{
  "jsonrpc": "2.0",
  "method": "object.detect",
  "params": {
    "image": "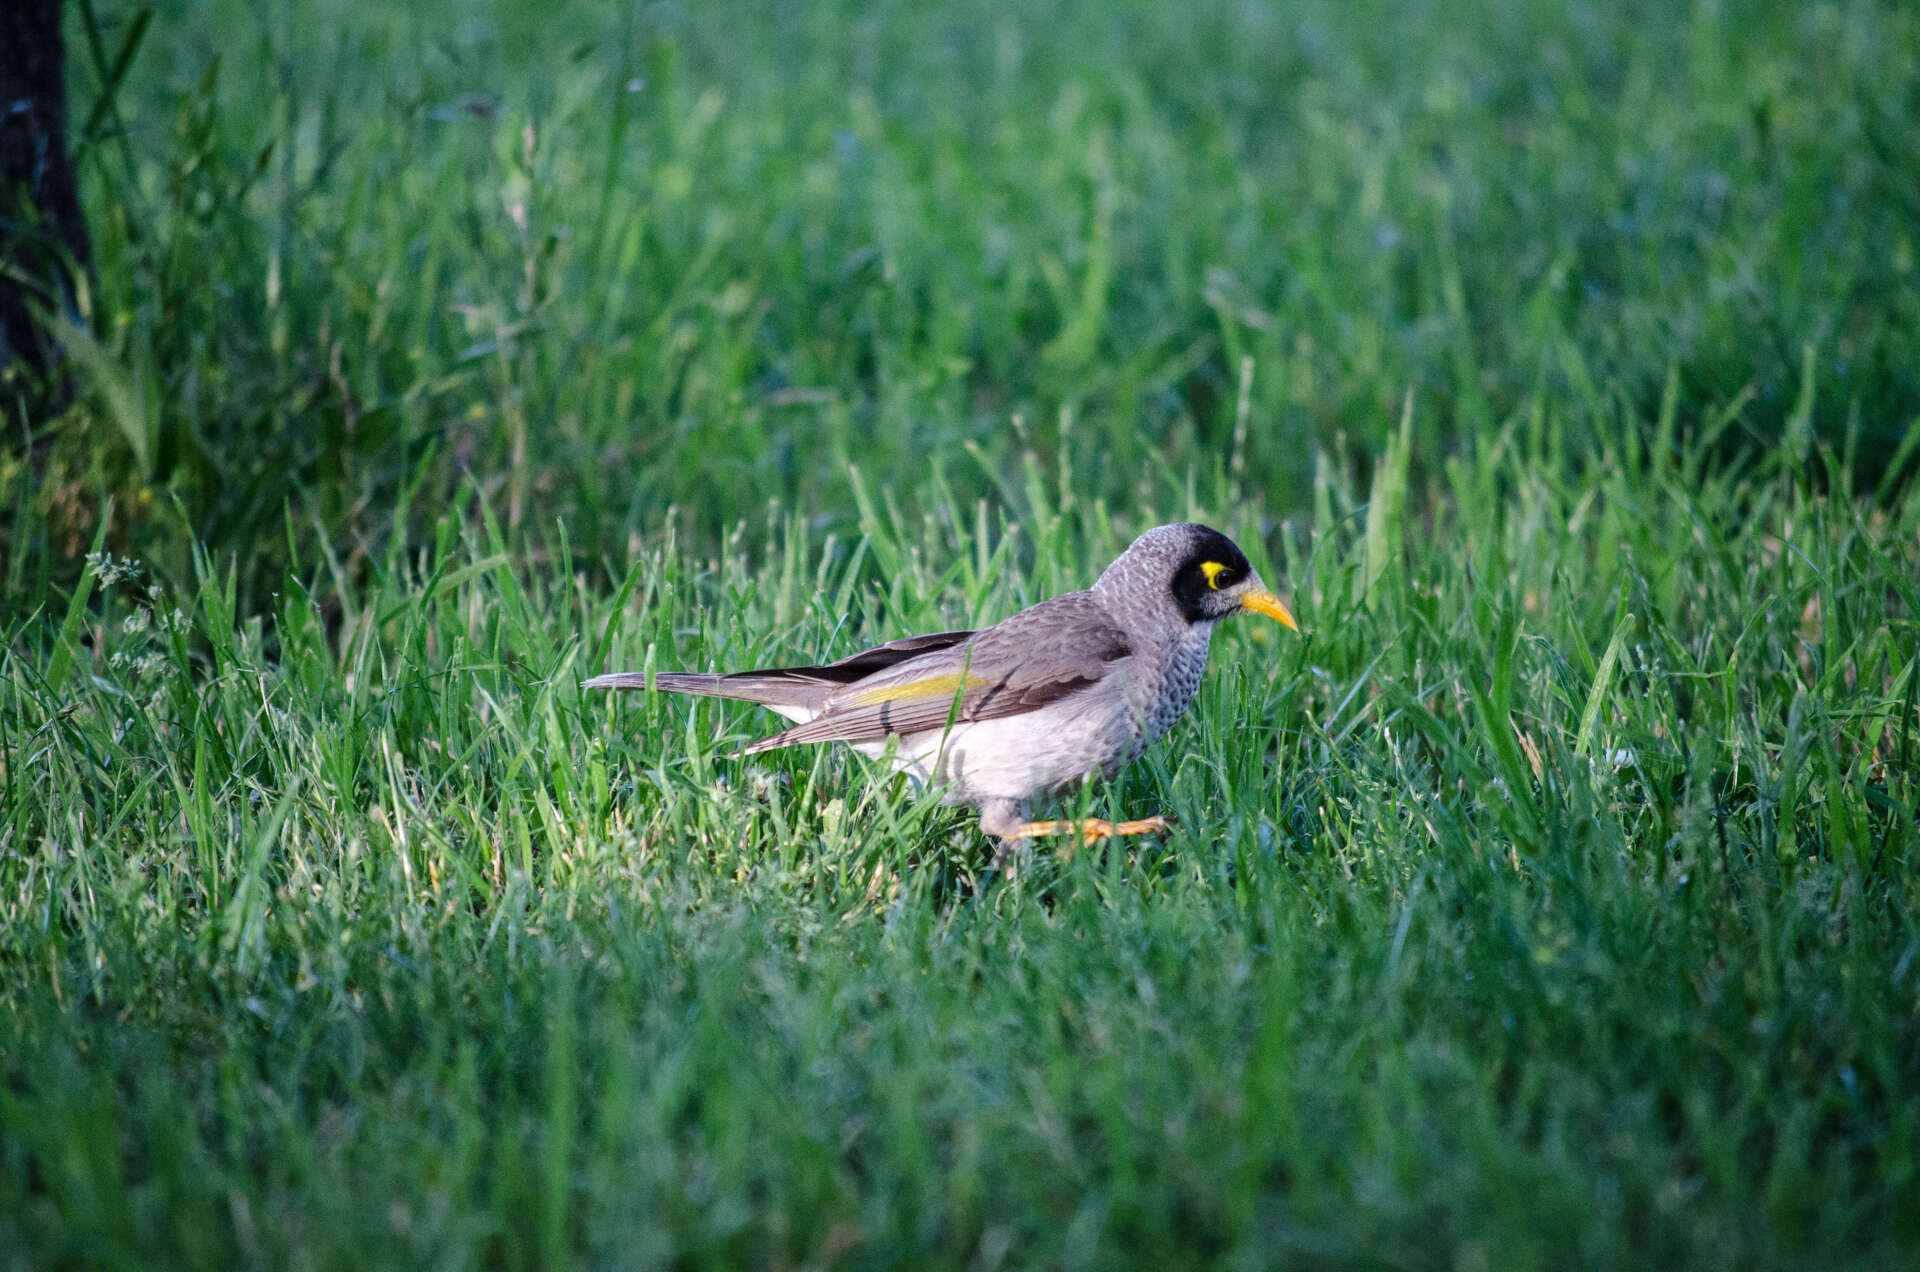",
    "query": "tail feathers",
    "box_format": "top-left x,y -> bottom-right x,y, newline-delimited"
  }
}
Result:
582,670 -> 826,712
581,671 -> 711,693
